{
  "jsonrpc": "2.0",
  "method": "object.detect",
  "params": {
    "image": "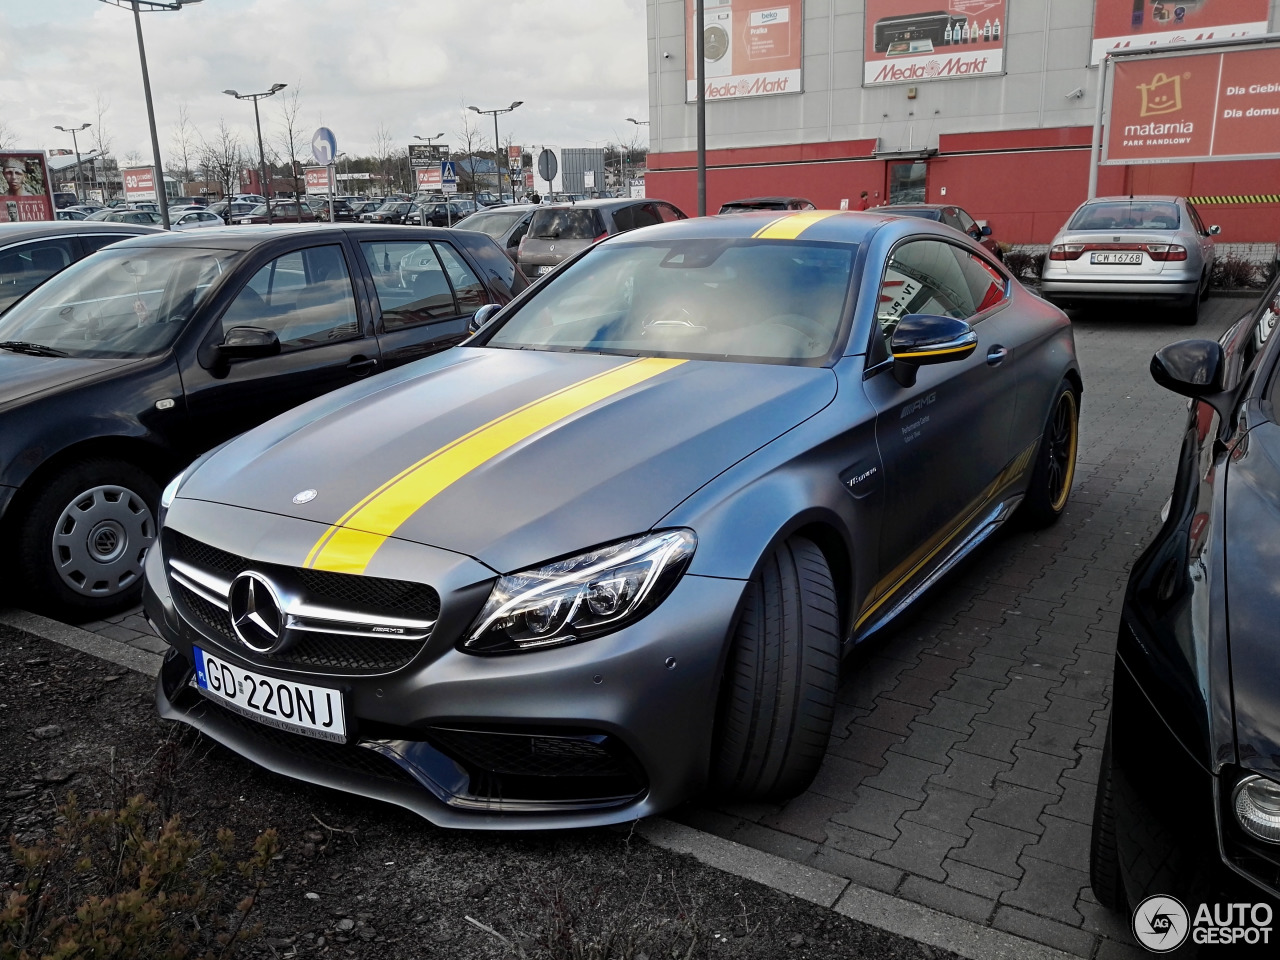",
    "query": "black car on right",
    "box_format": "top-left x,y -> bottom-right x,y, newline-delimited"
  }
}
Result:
1091,274 -> 1280,932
